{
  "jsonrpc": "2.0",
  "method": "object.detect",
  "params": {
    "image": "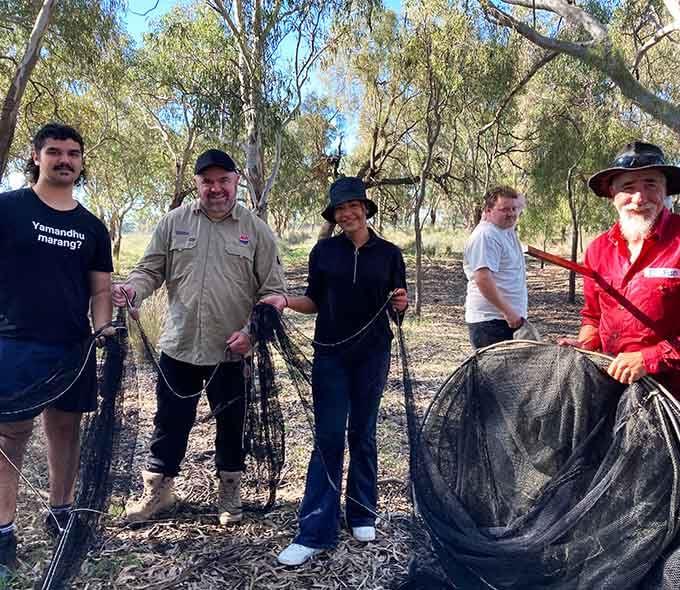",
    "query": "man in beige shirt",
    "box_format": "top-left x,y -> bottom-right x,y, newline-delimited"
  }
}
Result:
112,149 -> 286,525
